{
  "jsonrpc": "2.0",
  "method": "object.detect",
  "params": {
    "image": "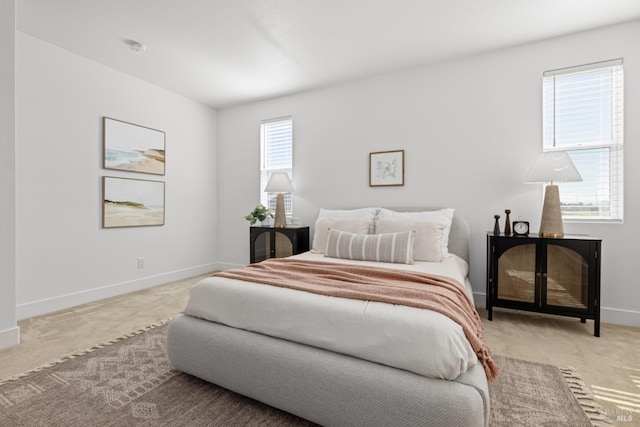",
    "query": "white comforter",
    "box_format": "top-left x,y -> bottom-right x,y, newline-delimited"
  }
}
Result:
183,252 -> 478,380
